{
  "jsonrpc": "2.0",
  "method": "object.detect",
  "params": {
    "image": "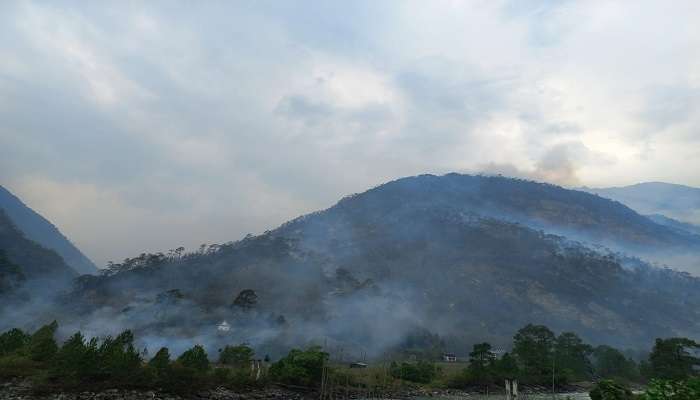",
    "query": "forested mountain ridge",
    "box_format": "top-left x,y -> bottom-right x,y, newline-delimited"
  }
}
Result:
0,185 -> 96,274
40,174 -> 700,357
0,209 -> 76,286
